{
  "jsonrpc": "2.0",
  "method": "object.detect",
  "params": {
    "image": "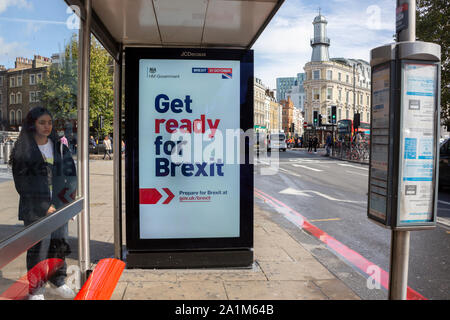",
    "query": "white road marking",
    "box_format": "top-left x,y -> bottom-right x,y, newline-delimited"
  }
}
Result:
346,170 -> 367,177
279,187 -> 365,204
278,167 -> 302,177
291,164 -> 323,172
338,163 -> 368,170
